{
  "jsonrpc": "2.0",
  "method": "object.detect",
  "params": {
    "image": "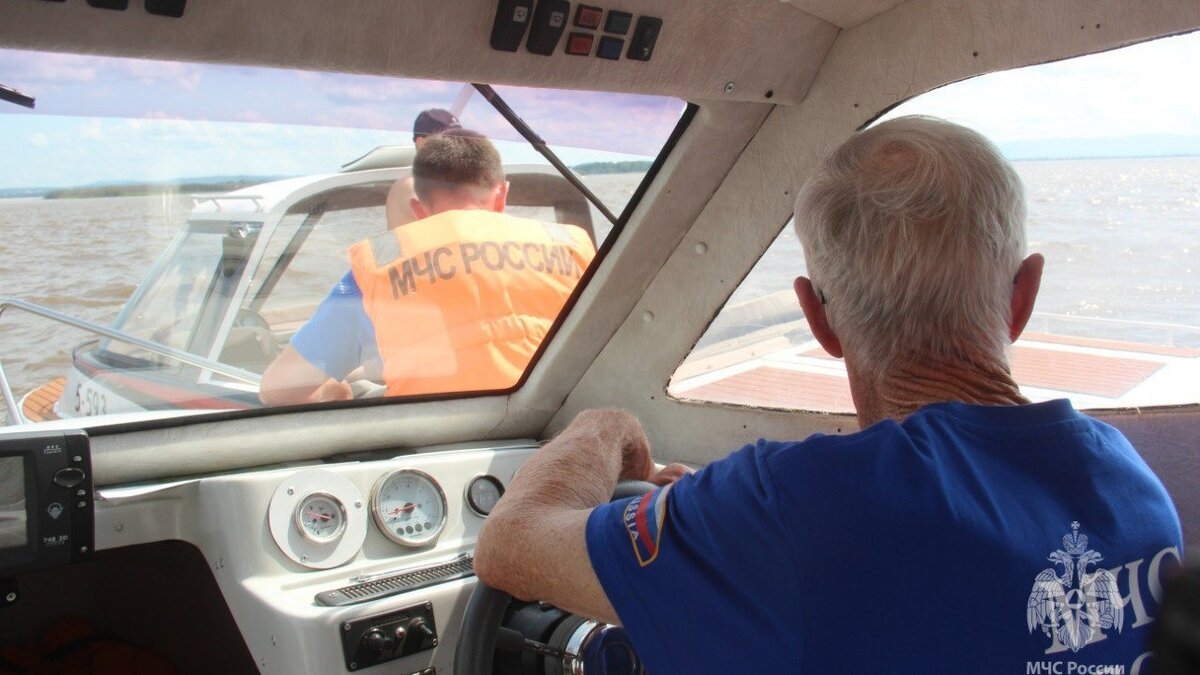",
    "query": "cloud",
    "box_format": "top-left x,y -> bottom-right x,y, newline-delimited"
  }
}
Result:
79,120 -> 103,140
29,133 -> 48,147
316,75 -> 459,104
0,49 -> 98,91
884,30 -> 1200,142
143,111 -> 190,121
315,107 -> 404,131
117,59 -> 204,91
